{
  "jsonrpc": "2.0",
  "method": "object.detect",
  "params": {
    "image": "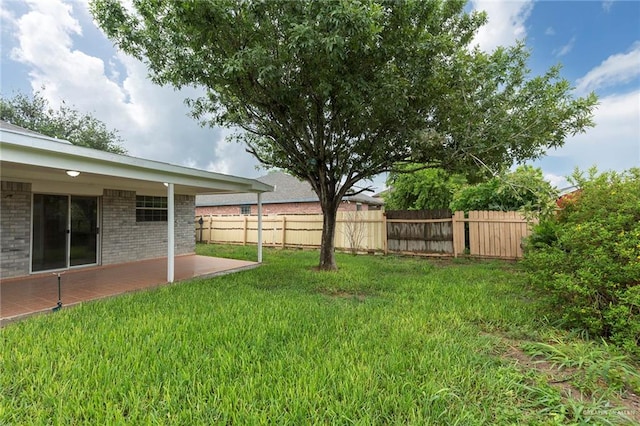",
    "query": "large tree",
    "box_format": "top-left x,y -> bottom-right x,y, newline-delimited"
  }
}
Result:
91,0 -> 596,270
0,91 -> 126,154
